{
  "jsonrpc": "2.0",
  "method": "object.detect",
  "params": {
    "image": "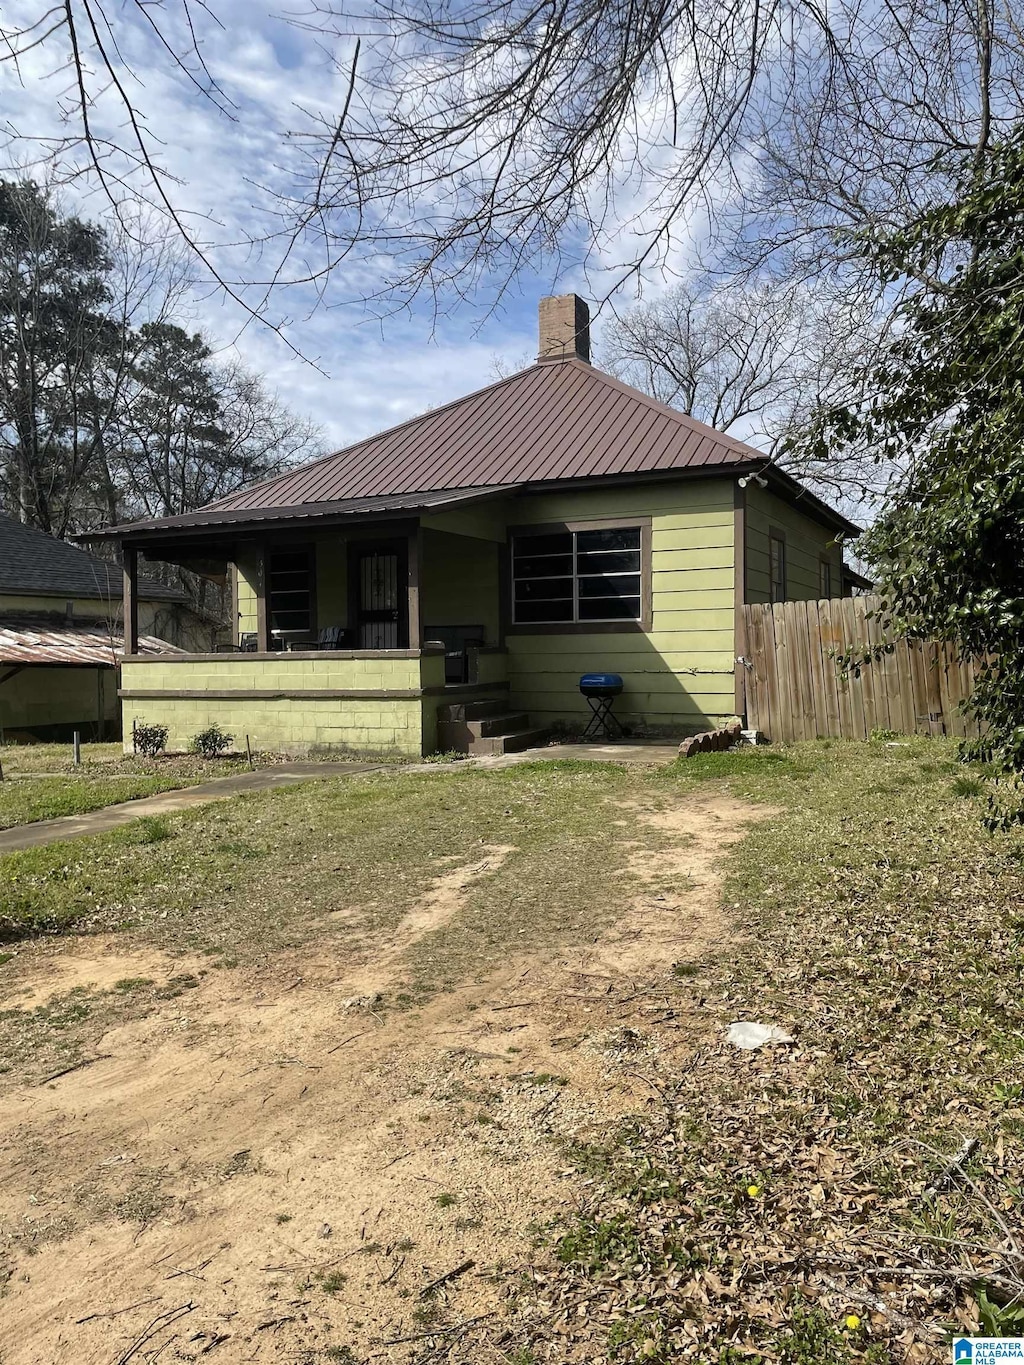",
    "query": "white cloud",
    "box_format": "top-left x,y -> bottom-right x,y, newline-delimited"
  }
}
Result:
0,1 -> 715,453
